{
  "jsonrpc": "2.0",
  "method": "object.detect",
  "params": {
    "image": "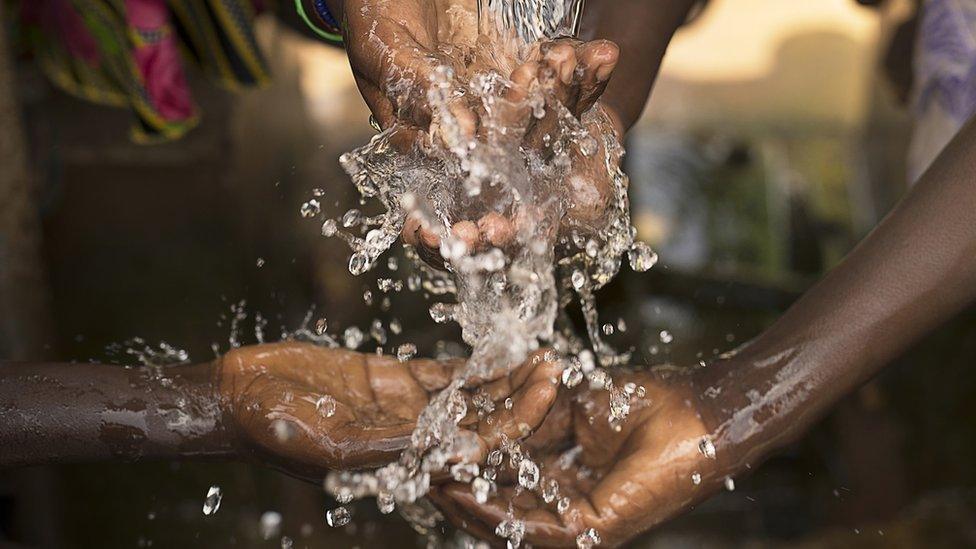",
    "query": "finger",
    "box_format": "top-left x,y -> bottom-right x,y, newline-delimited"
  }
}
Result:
437,484 -> 579,546
363,354 -> 439,421
406,357 -> 464,392
478,212 -> 516,249
575,40 -> 619,115
451,220 -> 482,255
428,487 -> 501,543
539,41 -> 580,112
478,356 -> 562,448
541,40 -> 579,87
402,213 -> 423,247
